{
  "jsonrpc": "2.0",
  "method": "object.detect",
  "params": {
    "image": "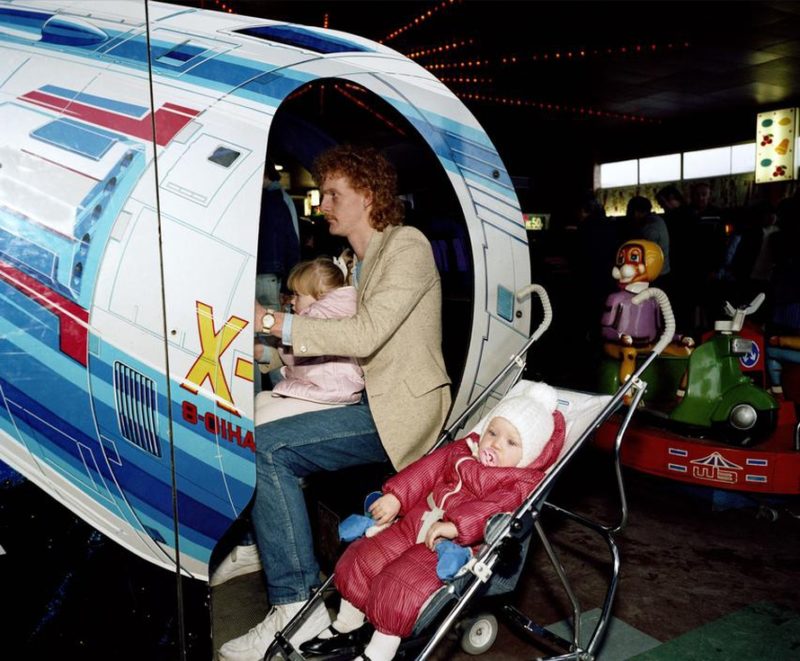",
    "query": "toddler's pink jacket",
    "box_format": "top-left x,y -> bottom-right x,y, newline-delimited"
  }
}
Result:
272,286 -> 364,404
